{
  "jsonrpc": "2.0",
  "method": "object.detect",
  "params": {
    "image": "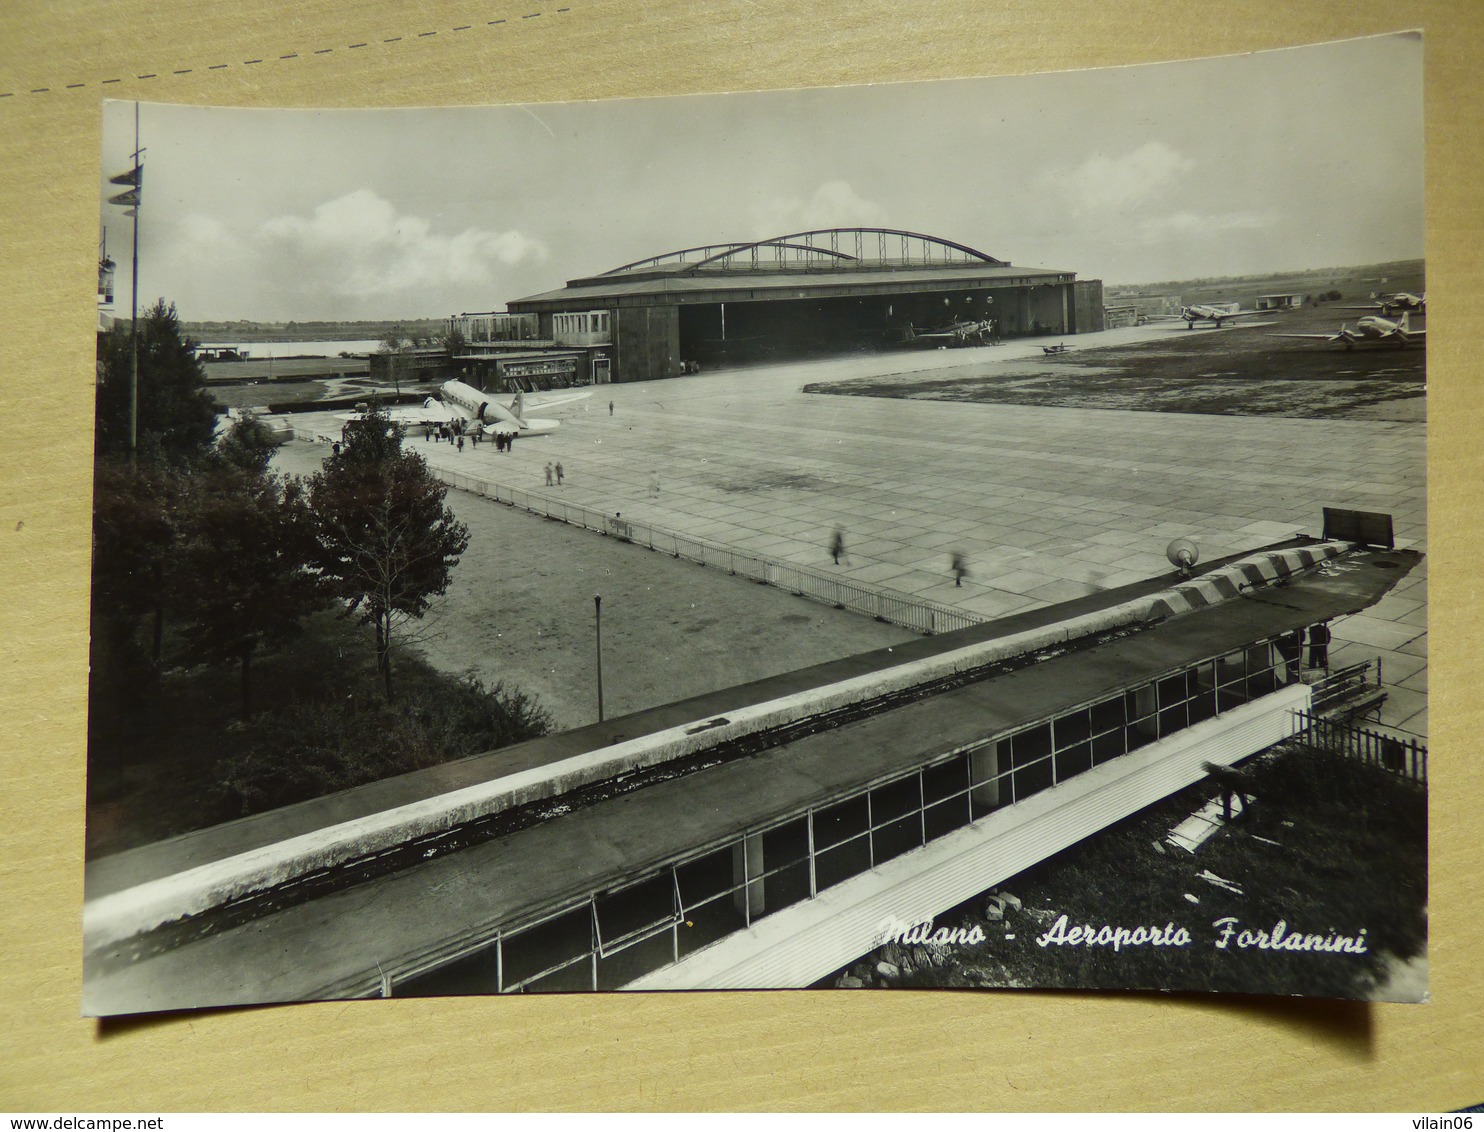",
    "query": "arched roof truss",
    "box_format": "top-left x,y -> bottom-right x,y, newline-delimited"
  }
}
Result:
600,228 -> 1007,276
